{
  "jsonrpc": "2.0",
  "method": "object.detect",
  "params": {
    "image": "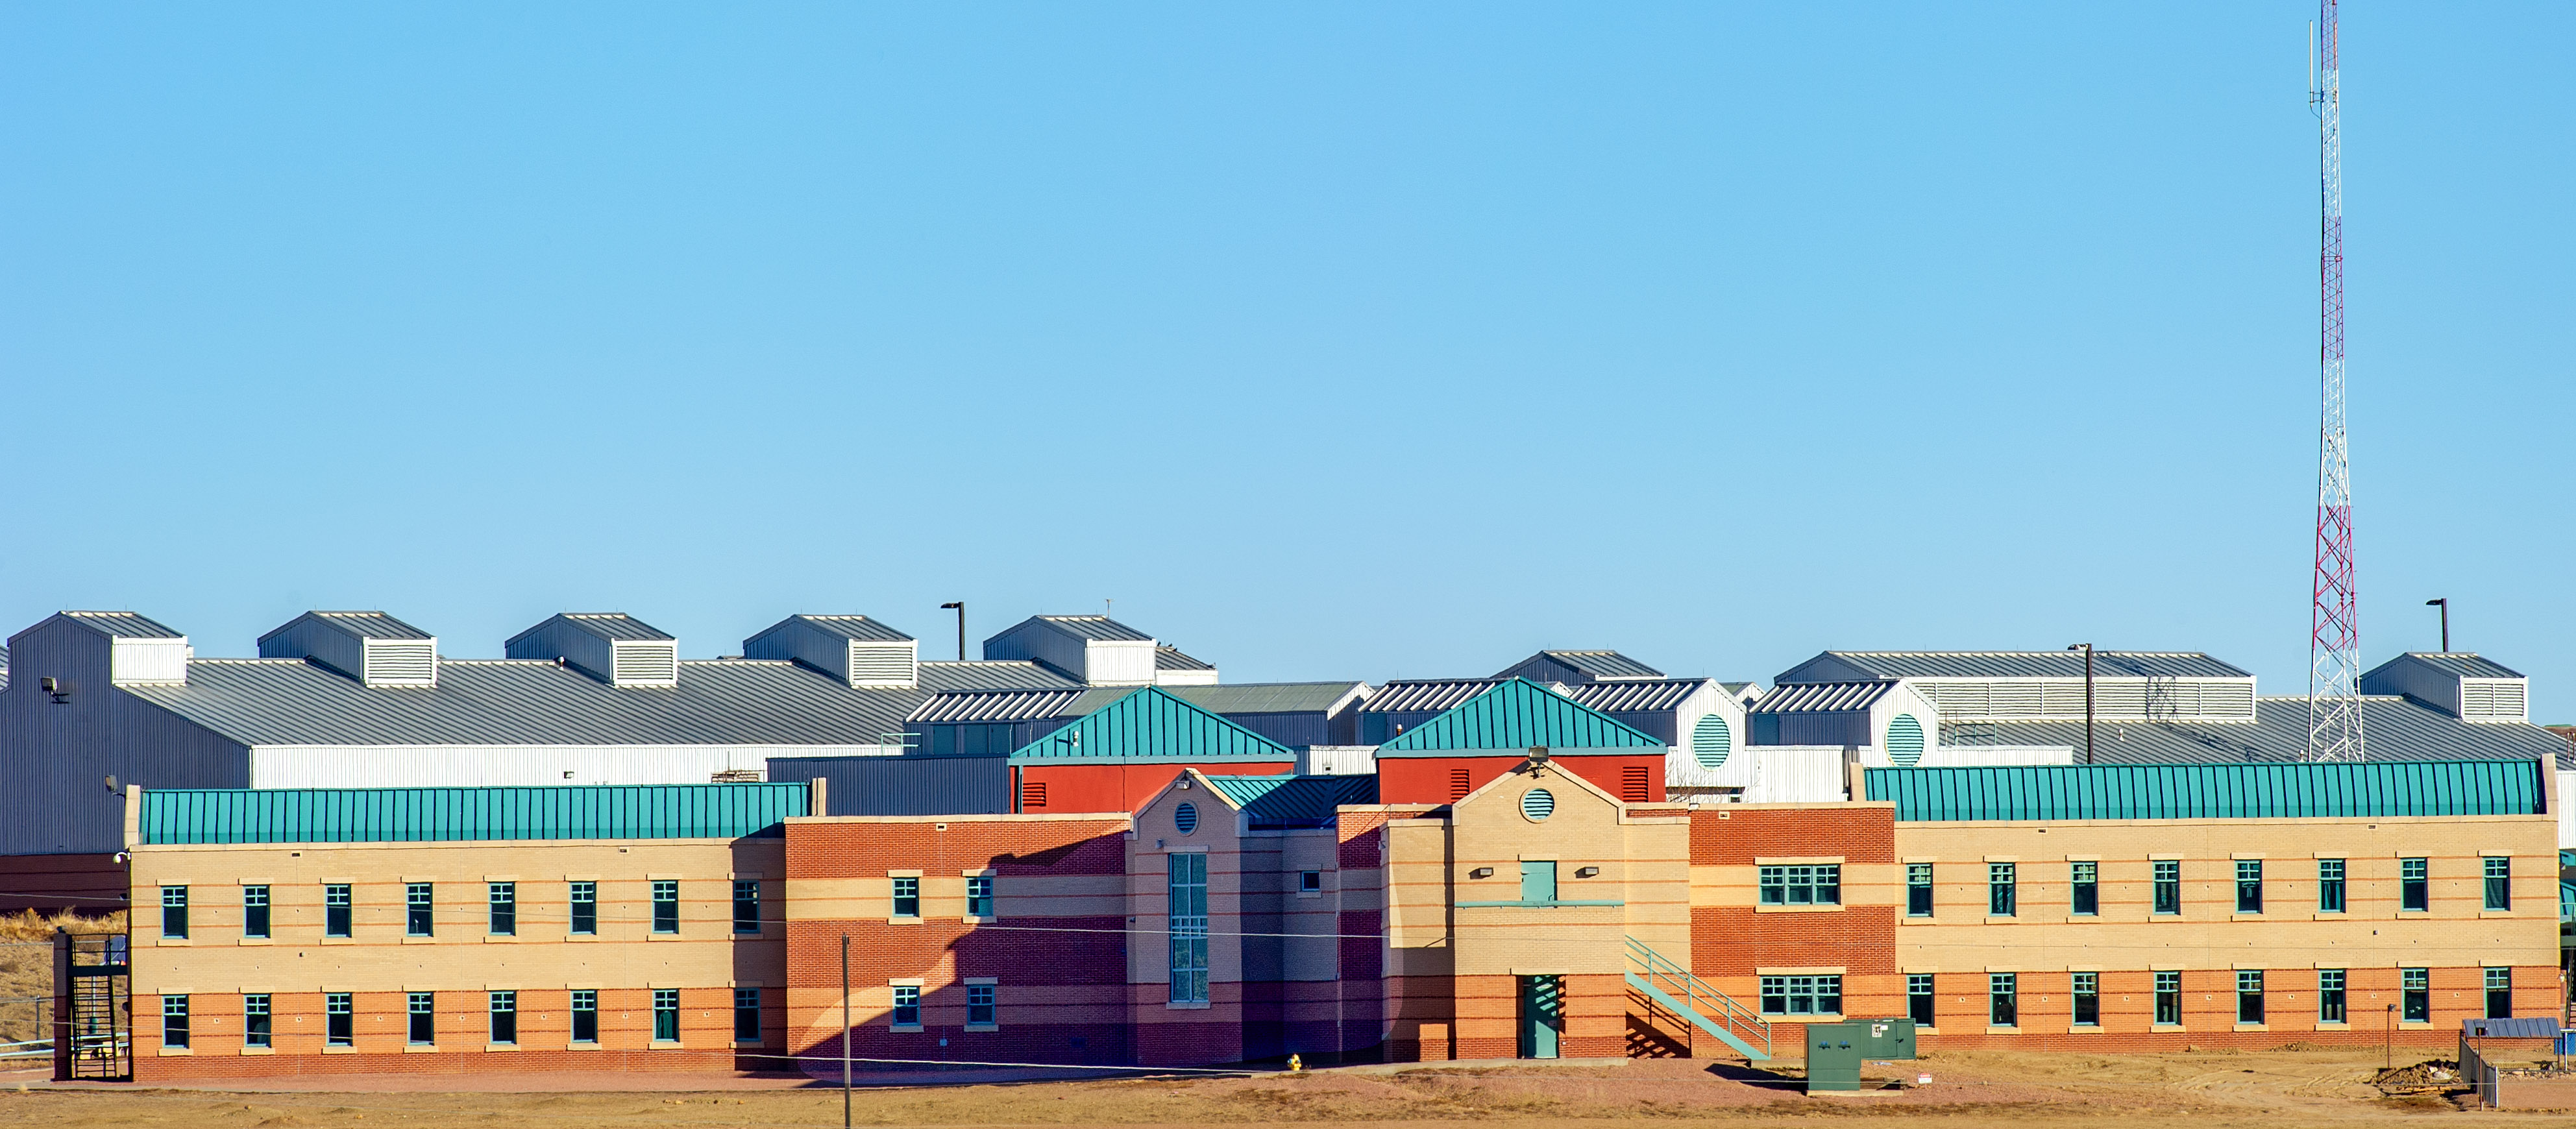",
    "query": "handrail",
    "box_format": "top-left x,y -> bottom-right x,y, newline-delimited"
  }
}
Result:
1625,936 -> 1771,1060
